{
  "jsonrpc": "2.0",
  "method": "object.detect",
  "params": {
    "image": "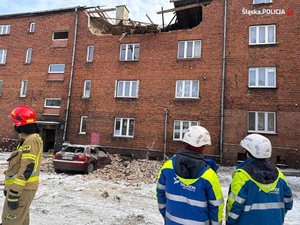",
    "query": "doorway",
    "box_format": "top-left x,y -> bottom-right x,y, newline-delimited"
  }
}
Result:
43,129 -> 56,152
